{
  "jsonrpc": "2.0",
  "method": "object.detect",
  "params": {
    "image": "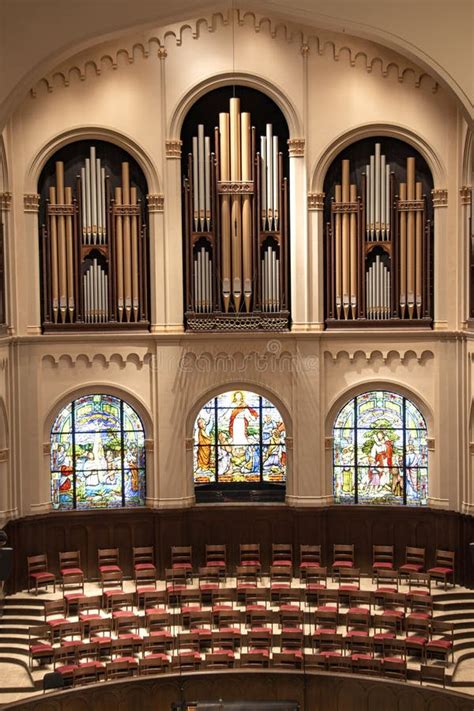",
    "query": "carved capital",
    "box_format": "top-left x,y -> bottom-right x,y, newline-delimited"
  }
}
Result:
147,194 -> 164,213
42,442 -> 50,456
144,438 -> 154,452
24,193 -> 40,213
308,192 -> 325,211
185,437 -> 194,452
427,438 -> 435,452
0,448 -> 8,463
287,138 -> 305,158
325,436 -> 334,450
158,47 -> 168,60
460,186 -> 472,206
0,192 -> 12,211
431,188 -> 448,208
166,140 -> 183,159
